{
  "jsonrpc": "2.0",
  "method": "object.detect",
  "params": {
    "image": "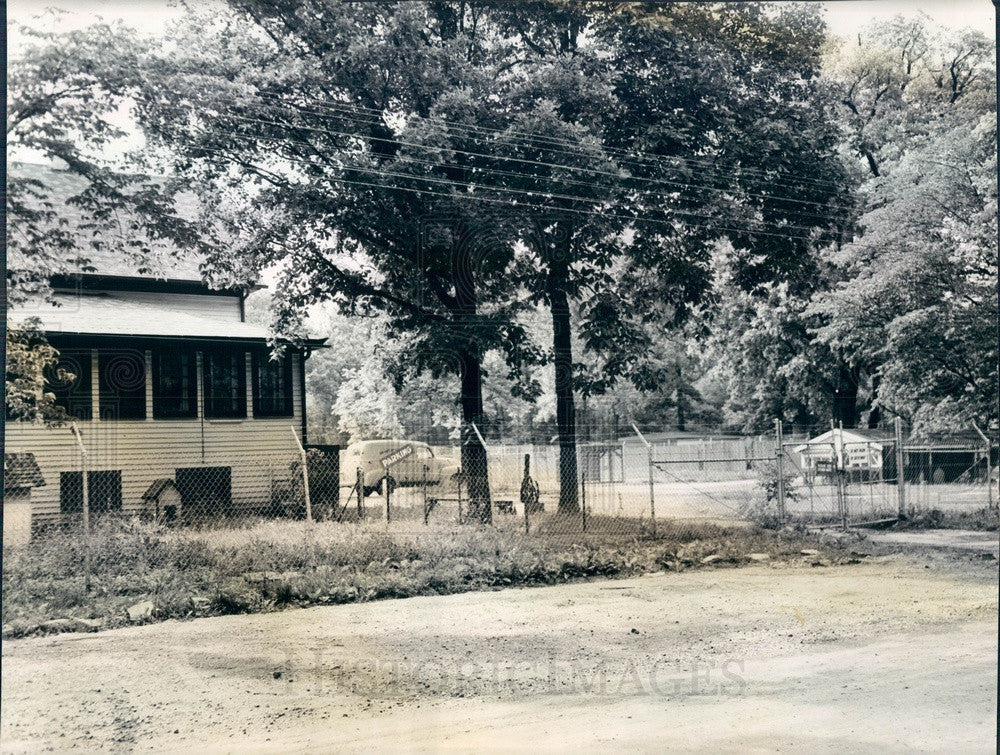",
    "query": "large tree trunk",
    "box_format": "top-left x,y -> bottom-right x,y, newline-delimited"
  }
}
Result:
832,363 -> 860,429
459,349 -> 492,524
674,362 -> 686,432
544,227 -> 579,514
450,220 -> 492,525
